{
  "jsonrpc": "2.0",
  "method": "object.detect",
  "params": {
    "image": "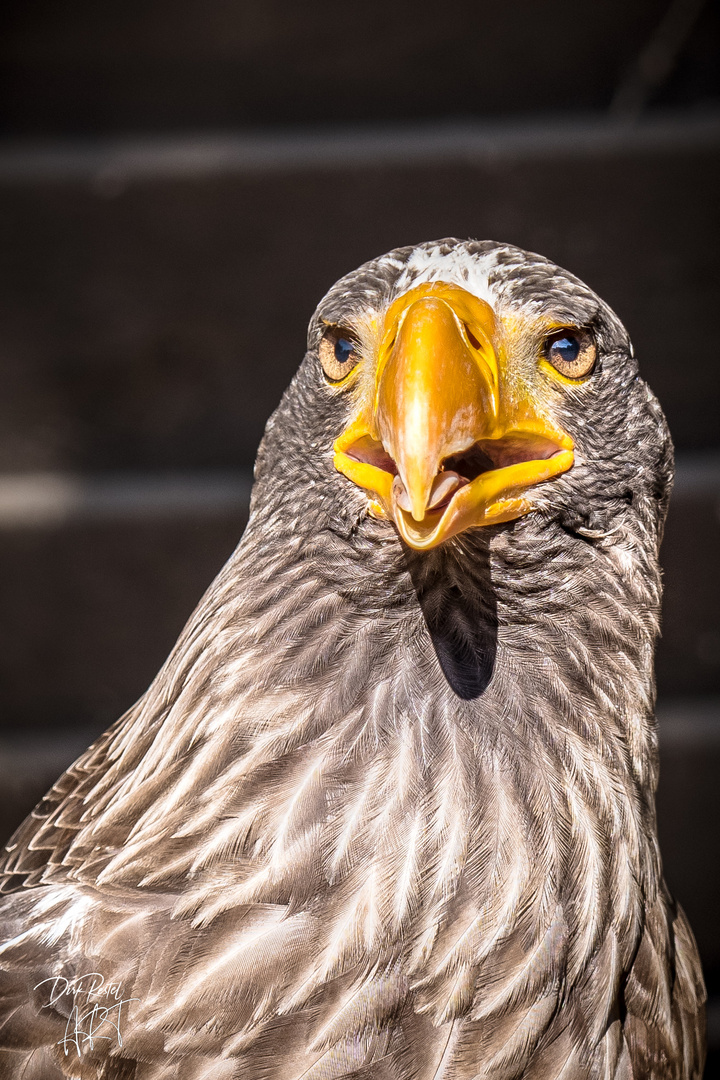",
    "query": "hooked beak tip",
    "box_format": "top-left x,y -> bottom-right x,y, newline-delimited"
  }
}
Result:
391,470 -> 468,521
